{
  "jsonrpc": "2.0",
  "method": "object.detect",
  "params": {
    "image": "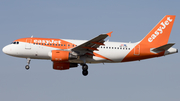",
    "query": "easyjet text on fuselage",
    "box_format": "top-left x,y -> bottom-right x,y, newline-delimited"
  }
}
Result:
34,39 -> 61,44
